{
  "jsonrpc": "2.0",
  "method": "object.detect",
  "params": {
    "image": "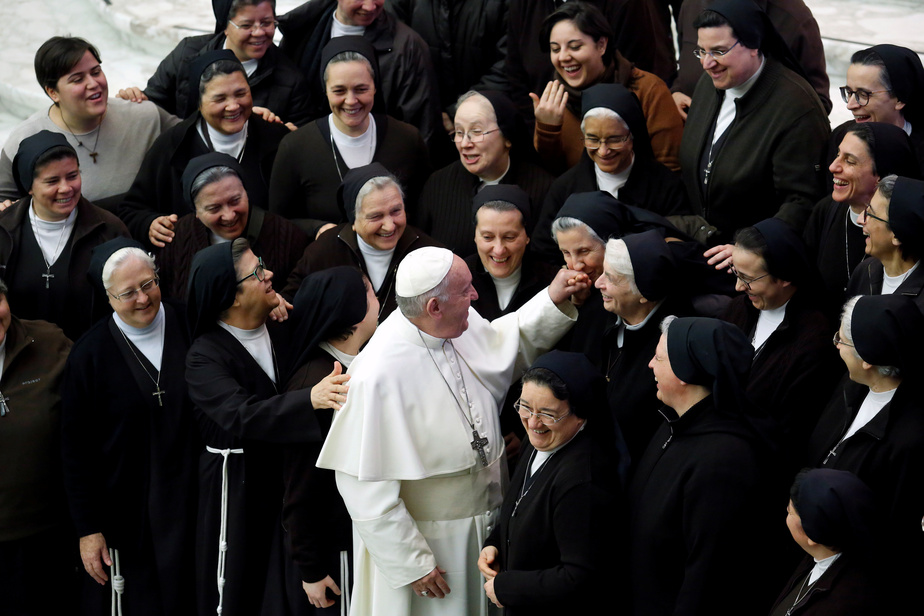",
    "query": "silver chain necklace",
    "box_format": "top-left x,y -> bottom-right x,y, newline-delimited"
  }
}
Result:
114,323 -> 166,407
29,202 -> 71,289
